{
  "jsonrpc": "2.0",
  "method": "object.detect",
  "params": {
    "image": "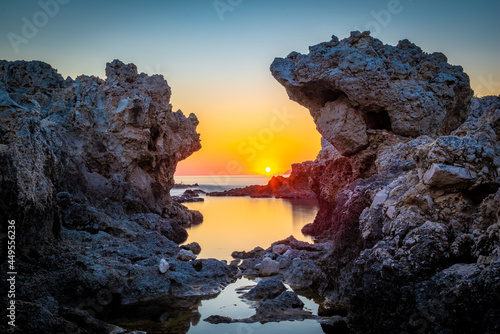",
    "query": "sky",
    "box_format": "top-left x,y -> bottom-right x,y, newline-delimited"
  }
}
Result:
1,0 -> 499,176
